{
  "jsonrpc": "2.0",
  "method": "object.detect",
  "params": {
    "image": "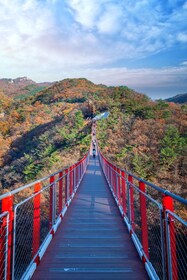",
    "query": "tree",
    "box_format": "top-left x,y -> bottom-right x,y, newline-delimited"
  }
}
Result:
160,125 -> 185,168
